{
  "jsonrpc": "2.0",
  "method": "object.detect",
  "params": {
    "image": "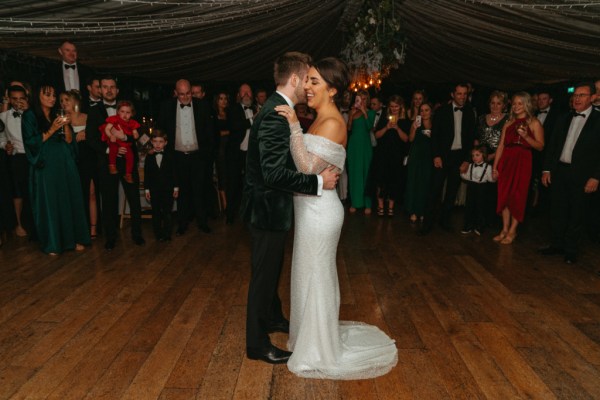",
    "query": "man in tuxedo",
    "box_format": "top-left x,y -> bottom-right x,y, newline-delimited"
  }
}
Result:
157,79 -> 213,235
421,83 -> 476,234
85,77 -> 102,111
240,52 -> 339,364
46,40 -> 92,105
255,88 -> 268,112
191,83 -> 205,100
226,83 -> 255,224
540,83 -> 600,264
86,75 -> 145,250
